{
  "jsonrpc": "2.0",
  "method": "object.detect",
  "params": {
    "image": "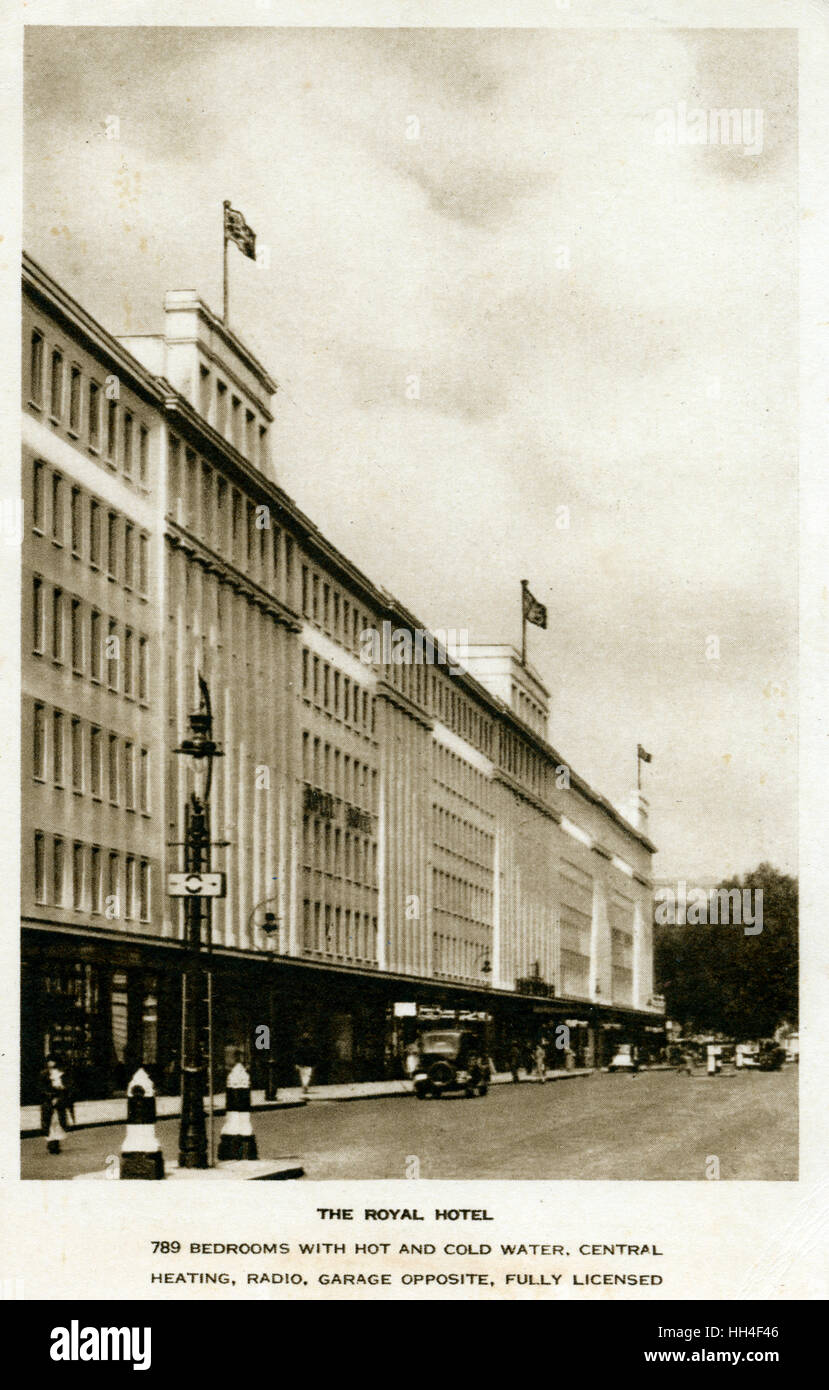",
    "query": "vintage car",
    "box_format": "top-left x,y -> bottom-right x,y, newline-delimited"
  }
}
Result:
412,1029 -> 490,1099
607,1042 -> 638,1073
